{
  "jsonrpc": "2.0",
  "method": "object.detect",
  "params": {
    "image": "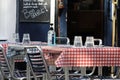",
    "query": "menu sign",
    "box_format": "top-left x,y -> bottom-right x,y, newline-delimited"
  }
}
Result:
19,0 -> 50,22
